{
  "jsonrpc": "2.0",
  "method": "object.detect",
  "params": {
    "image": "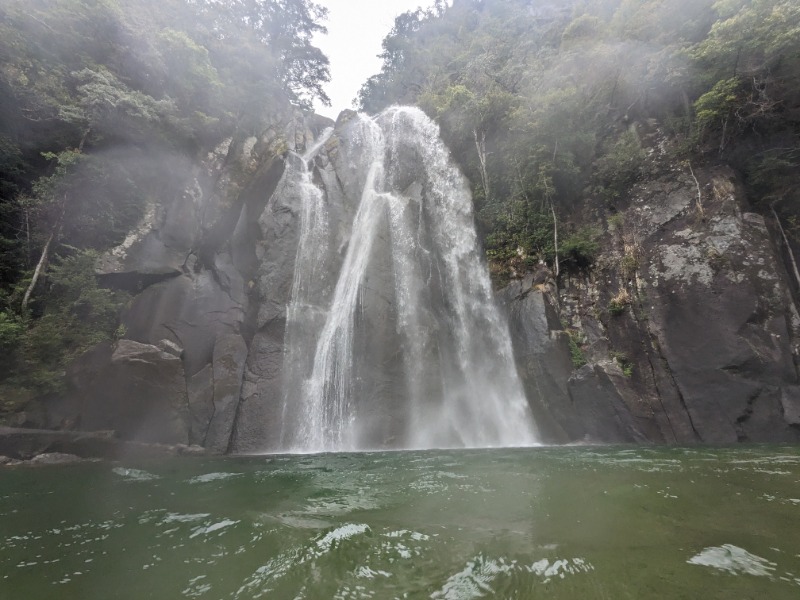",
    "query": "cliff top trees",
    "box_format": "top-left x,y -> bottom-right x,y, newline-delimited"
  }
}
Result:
358,0 -> 800,281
